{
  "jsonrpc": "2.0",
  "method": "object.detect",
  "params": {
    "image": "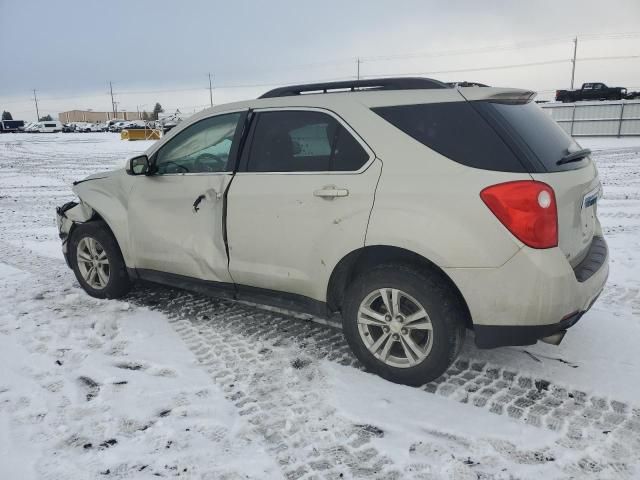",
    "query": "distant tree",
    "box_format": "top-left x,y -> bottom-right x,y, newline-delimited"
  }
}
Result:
152,103 -> 164,120
2,111 -> 13,120
39,114 -> 53,121
142,111 -> 151,121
